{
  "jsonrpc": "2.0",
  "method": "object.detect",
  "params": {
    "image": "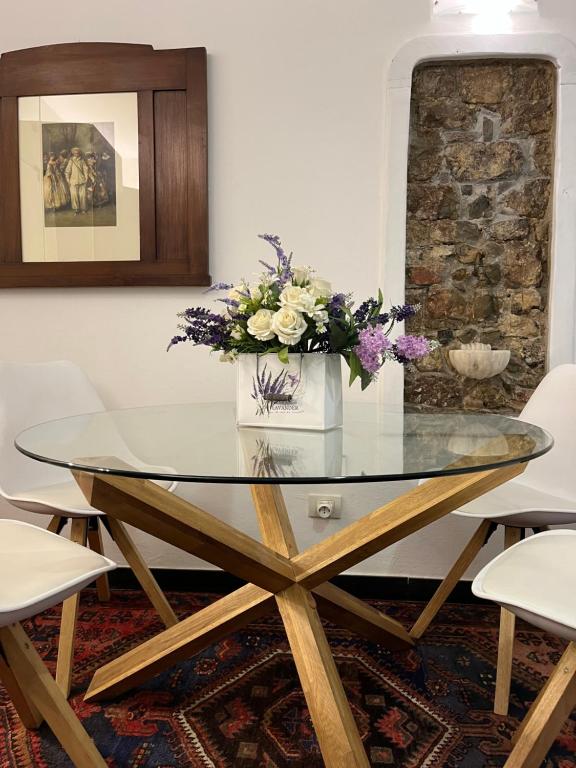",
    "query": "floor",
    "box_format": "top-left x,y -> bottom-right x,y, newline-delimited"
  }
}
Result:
1,589 -> 575,767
